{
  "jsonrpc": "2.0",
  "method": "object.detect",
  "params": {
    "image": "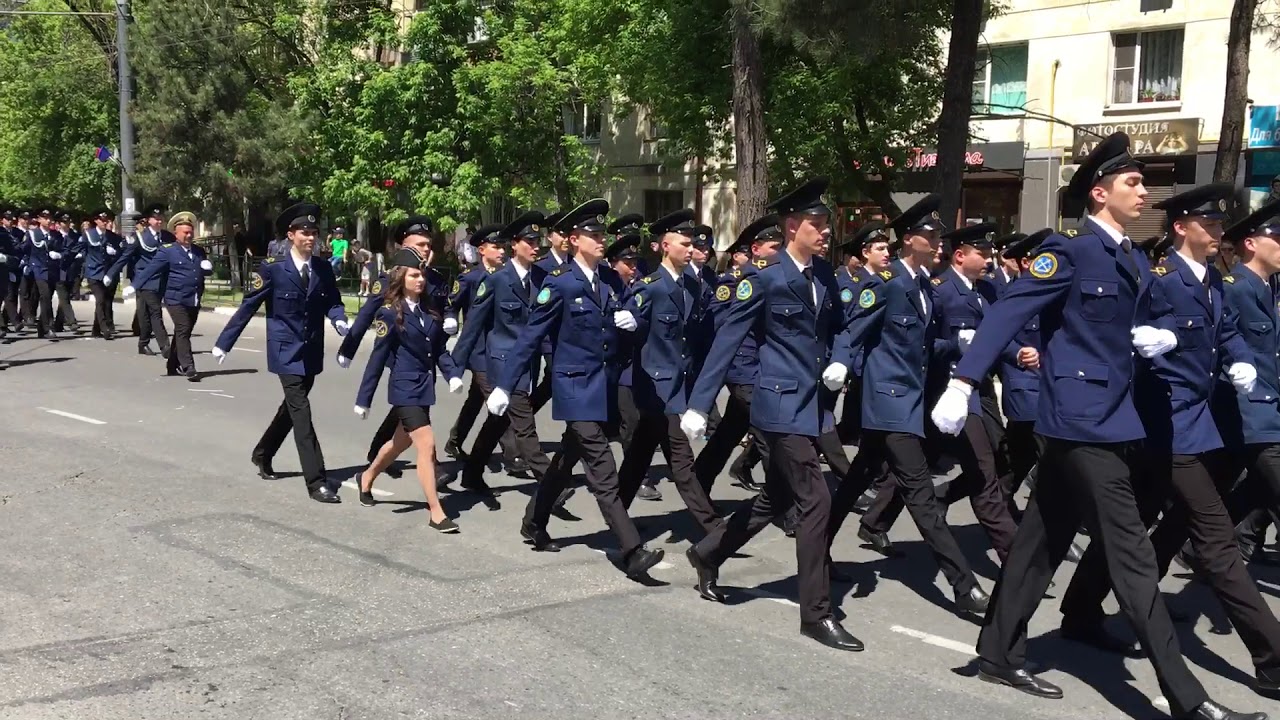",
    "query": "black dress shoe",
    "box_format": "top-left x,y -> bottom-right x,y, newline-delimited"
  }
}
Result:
384,462 -> 403,479
251,457 -> 277,480
852,490 -> 875,514
977,661 -> 1063,699
857,525 -> 896,556
1184,700 -> 1269,720
521,522 -> 561,552
461,477 -> 496,498
685,547 -> 724,602
505,457 -> 531,476
730,466 -> 761,492
444,438 -> 463,459
138,346 -> 157,356
186,372 -> 201,383
955,585 -> 989,616
624,546 -> 664,577
309,486 -> 341,503
1255,665 -> 1280,696
1059,619 -> 1143,658
800,618 -> 864,652
430,517 -> 460,533
1065,542 -> 1084,563
551,486 -> 579,521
